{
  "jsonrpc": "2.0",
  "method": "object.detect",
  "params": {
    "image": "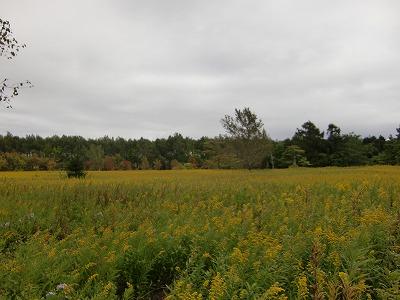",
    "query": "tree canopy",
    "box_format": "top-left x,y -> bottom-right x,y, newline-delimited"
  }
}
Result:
1,112 -> 400,171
